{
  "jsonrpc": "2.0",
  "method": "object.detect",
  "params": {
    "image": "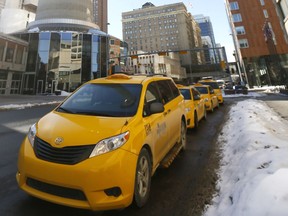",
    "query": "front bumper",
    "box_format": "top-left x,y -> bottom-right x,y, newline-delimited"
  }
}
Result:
17,137 -> 138,211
